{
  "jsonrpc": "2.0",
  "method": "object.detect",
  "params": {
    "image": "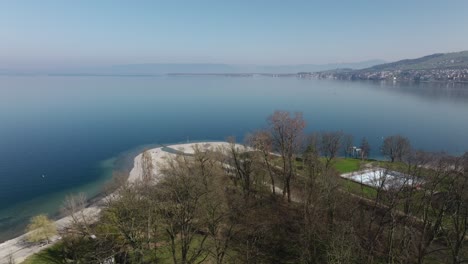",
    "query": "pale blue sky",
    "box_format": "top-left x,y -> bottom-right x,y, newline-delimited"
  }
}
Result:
1,0 -> 468,69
